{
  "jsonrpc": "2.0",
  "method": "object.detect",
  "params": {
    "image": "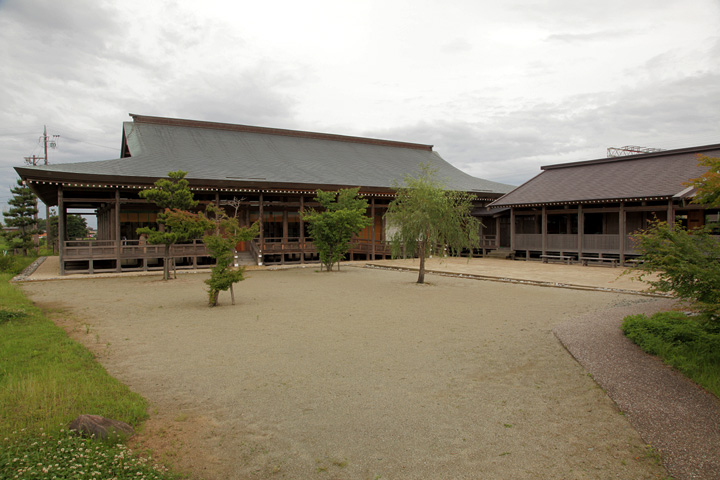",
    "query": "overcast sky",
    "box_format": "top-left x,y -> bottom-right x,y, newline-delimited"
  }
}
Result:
1,0 -> 719,219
